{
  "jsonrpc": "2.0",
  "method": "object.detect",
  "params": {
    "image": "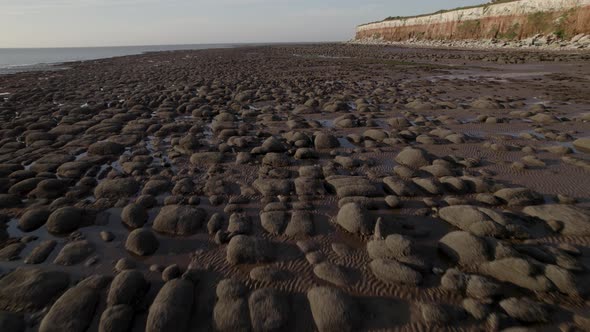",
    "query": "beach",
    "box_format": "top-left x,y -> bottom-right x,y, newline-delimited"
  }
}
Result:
1,43 -> 590,331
